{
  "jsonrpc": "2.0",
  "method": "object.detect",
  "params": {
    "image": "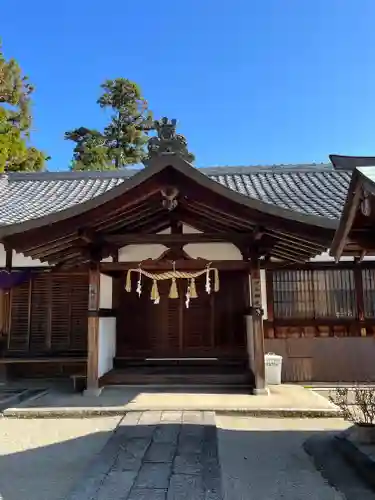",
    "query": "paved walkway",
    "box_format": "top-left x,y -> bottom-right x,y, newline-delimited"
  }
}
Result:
3,385 -> 340,418
1,411 -> 371,500
67,411 -> 221,500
